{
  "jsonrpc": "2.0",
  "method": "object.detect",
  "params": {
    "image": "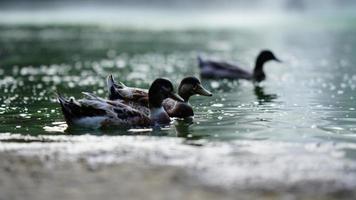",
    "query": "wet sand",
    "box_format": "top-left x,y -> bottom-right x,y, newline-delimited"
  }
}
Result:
0,152 -> 355,200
